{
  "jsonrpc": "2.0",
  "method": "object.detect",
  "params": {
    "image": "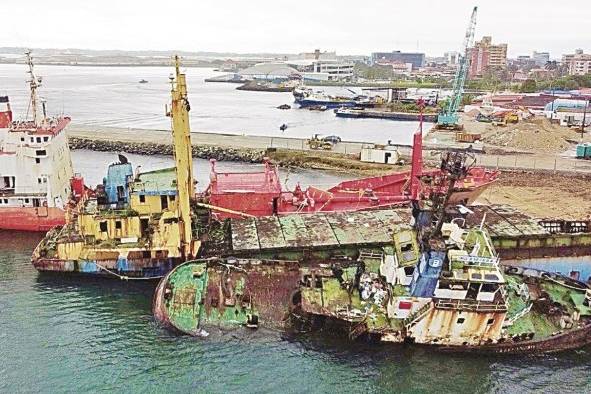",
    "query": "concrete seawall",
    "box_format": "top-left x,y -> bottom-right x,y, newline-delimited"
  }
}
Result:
66,124 -> 591,174
69,137 -> 266,163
